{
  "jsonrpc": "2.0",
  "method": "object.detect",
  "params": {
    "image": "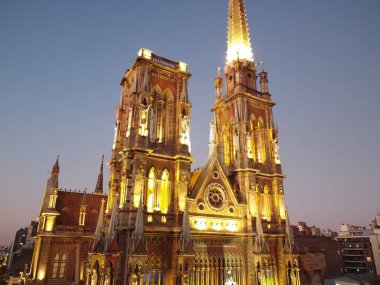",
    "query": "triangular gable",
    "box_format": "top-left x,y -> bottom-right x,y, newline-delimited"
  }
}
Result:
189,156 -> 239,207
